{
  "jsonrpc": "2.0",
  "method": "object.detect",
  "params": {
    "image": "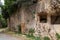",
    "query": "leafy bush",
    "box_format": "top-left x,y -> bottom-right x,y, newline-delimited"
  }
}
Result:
26,33 -> 35,38
35,37 -> 41,40
43,36 -> 50,40
1,19 -> 7,28
29,28 -> 35,33
25,28 -> 35,39
16,25 -> 21,34
25,28 -> 41,40
56,33 -> 60,40
27,28 -> 35,37
0,15 -> 7,28
26,34 -> 41,40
